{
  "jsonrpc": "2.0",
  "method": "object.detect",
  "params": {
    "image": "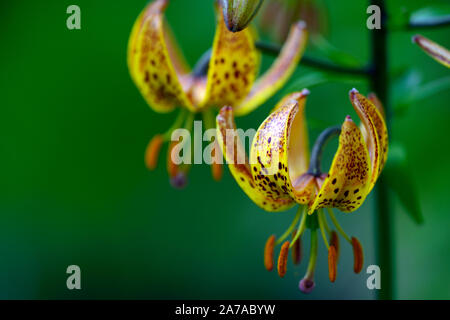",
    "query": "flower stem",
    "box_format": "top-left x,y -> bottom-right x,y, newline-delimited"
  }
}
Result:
307,126 -> 341,177
370,0 -> 394,300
